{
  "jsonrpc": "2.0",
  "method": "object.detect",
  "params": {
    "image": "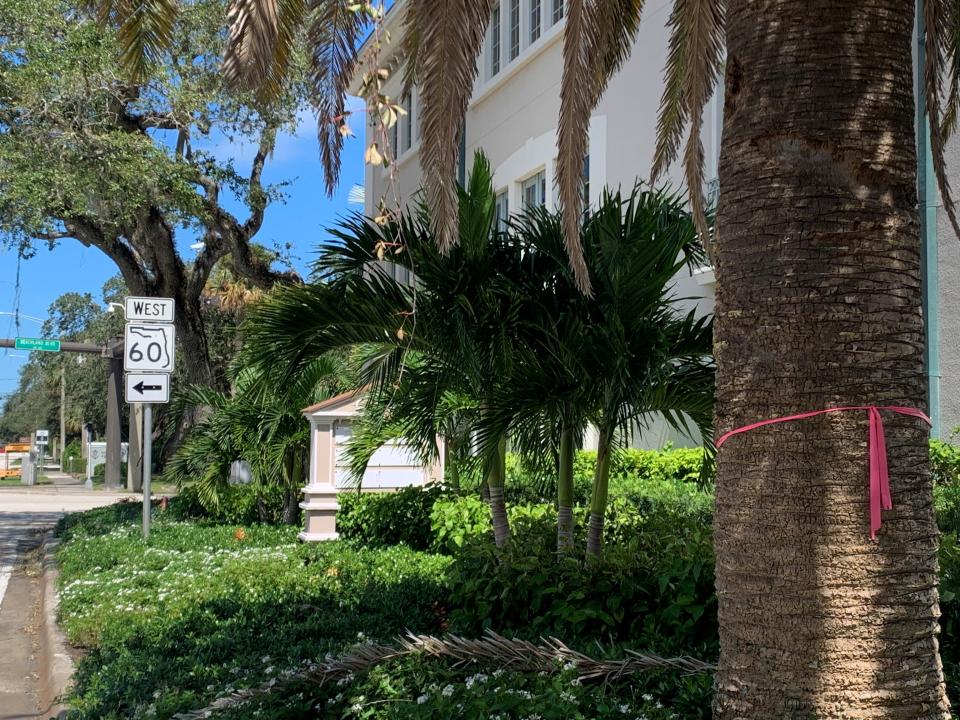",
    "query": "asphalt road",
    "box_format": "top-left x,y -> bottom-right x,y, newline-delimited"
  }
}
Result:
0,482 -> 130,719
